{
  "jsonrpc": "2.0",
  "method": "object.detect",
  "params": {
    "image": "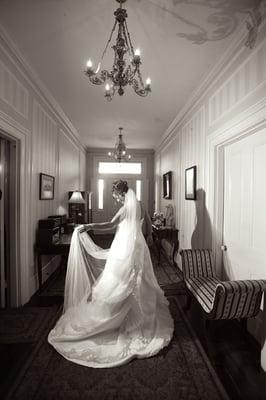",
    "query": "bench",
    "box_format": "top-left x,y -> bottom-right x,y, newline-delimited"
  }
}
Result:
180,249 -> 266,320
